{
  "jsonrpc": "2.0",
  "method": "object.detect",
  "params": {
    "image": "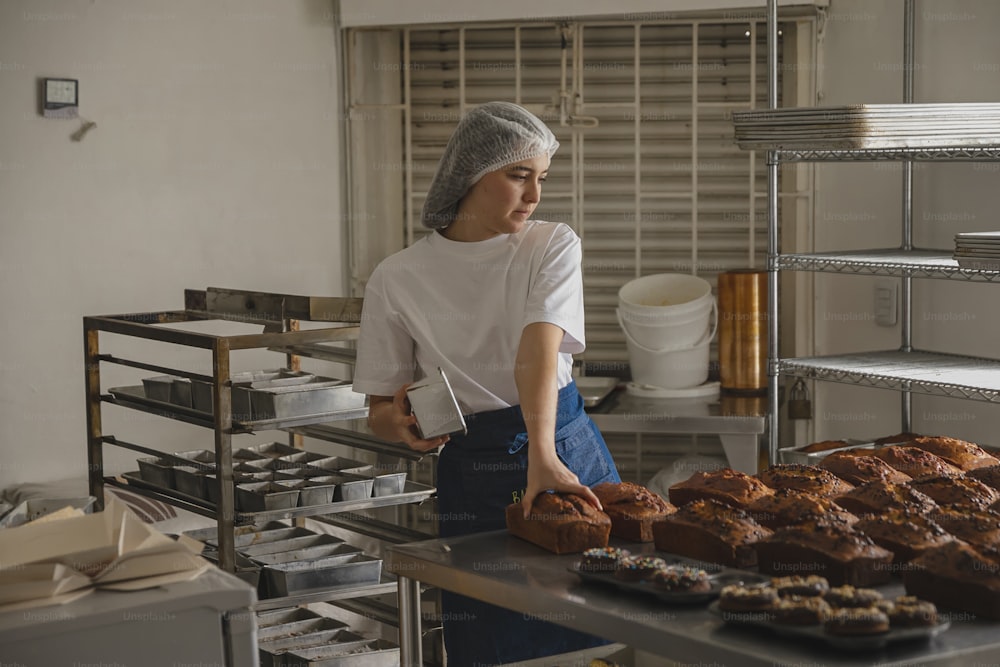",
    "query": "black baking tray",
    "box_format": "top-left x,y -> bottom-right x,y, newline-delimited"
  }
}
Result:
707,601 -> 951,651
569,557 -> 768,605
